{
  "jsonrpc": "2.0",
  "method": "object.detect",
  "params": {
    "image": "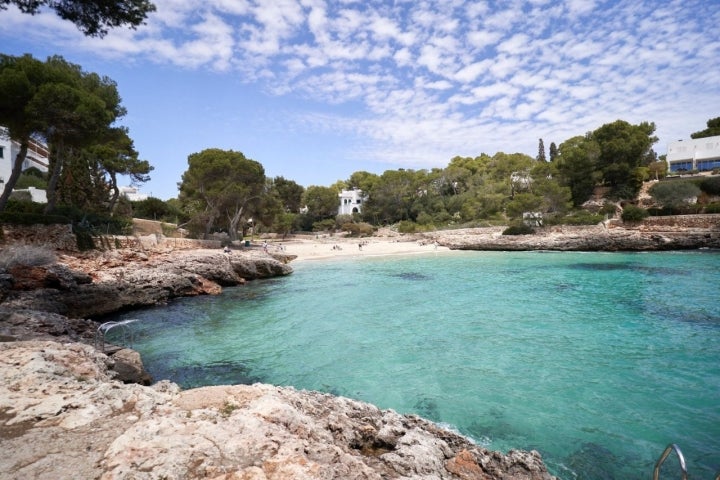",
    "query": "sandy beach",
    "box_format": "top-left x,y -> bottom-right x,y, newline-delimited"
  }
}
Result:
265,233 -> 452,261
